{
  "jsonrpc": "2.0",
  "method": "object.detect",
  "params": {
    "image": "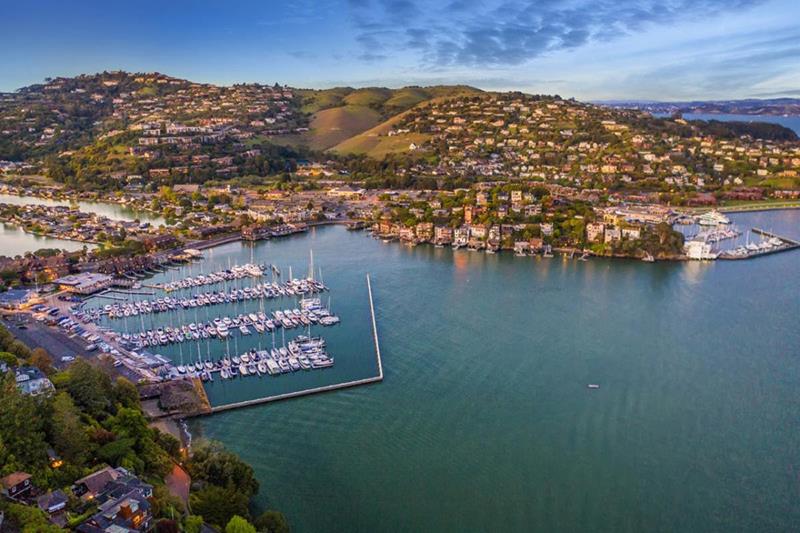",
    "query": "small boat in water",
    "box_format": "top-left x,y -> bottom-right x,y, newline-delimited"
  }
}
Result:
587,384 -> 600,389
